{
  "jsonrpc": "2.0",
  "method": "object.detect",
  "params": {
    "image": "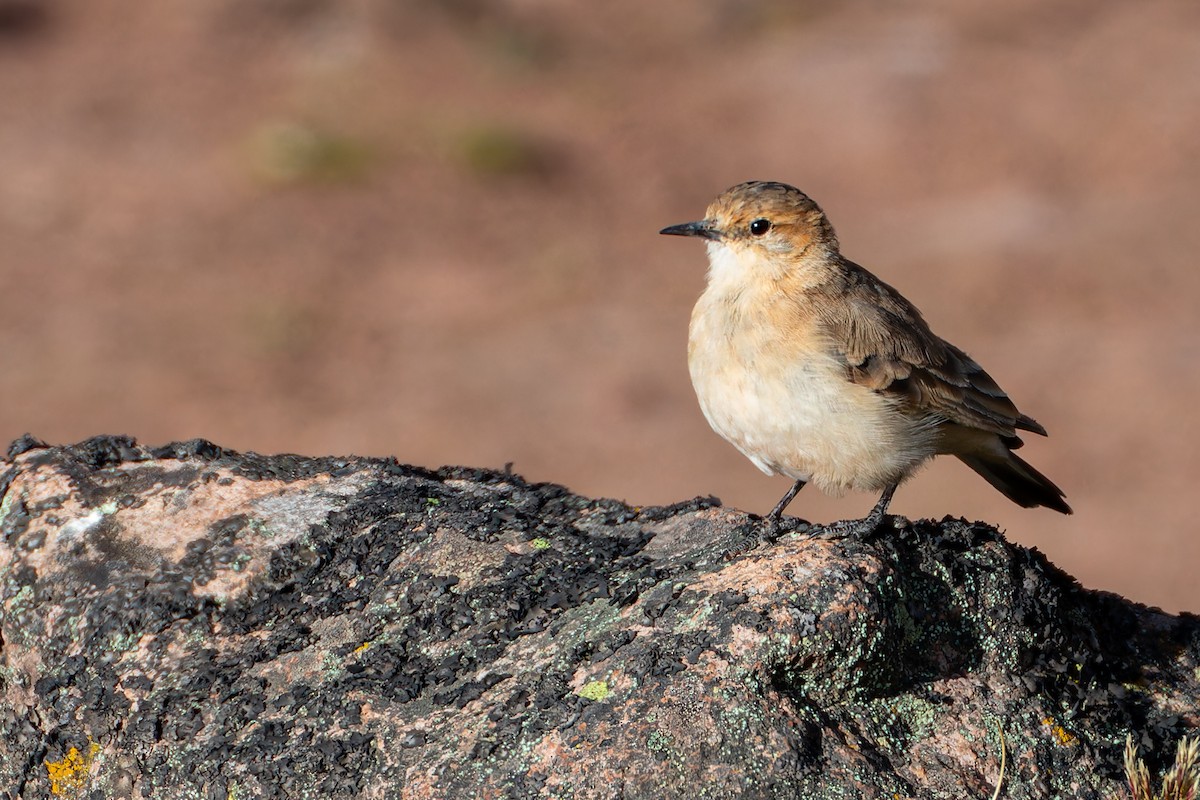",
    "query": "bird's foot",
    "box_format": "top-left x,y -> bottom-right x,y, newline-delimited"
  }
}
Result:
721,515 -> 812,560
811,512 -> 896,541
767,514 -> 813,542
